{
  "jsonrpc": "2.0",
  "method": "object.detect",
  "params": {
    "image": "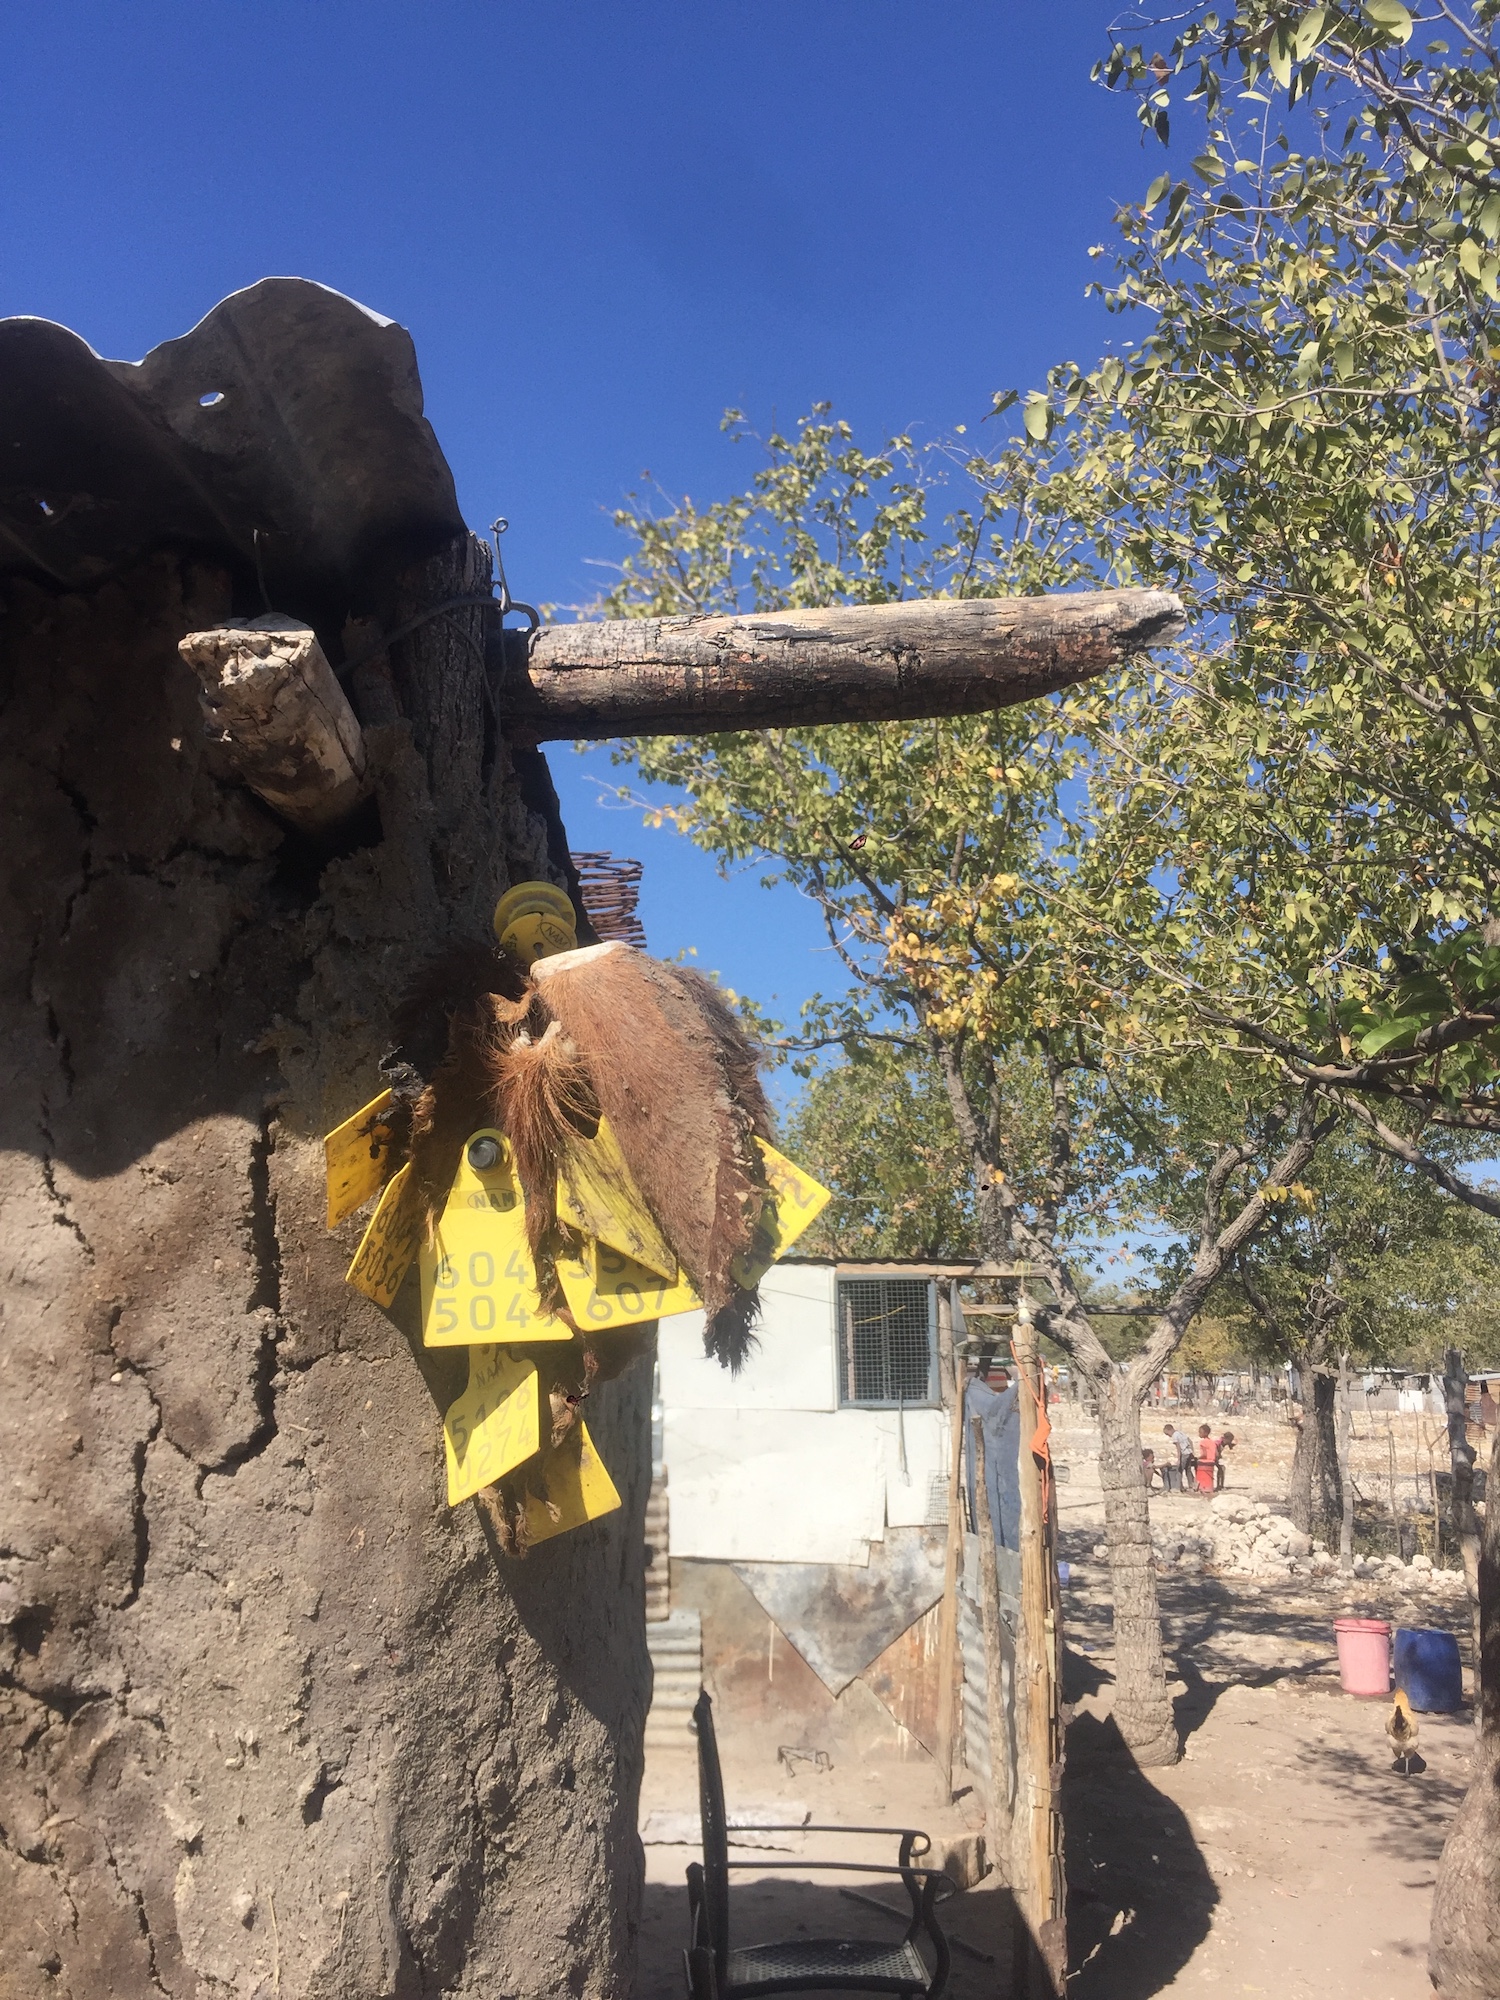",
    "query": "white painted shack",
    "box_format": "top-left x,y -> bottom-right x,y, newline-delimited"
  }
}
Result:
646,1258 -> 990,1760
659,1258 -> 951,1566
